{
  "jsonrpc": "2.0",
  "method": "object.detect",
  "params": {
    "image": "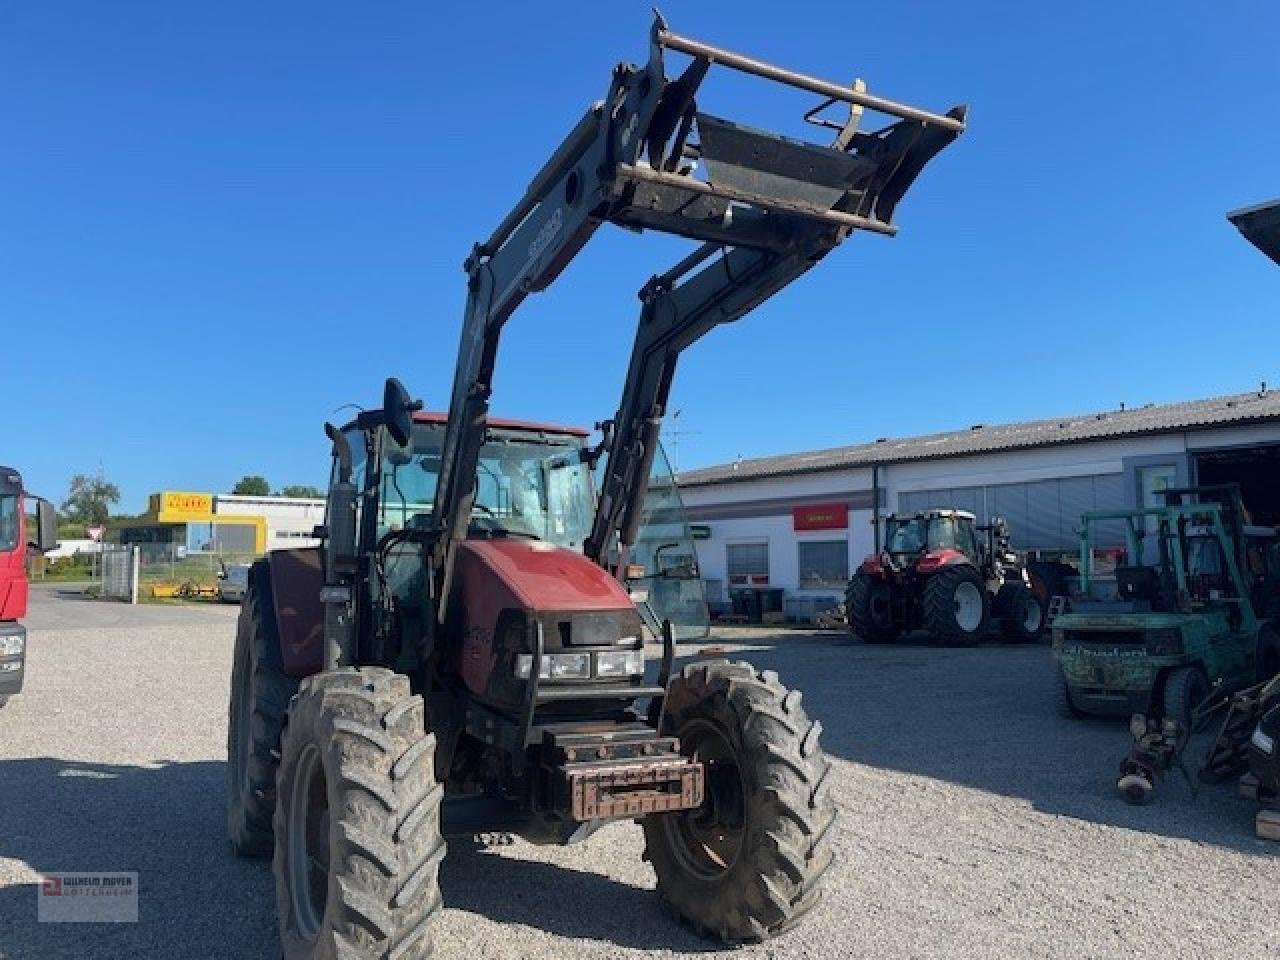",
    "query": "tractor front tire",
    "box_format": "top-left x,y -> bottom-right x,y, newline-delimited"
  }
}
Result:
227,561 -> 298,858
642,660 -> 835,944
273,667 -> 444,960
845,575 -> 898,643
1162,666 -> 1209,731
996,583 -> 1046,644
922,564 -> 989,646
